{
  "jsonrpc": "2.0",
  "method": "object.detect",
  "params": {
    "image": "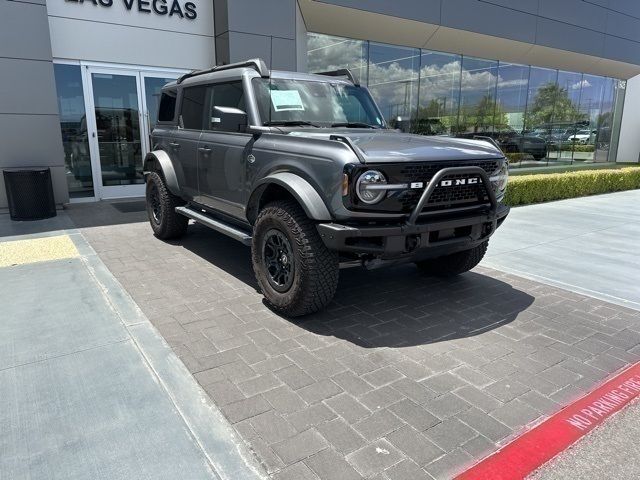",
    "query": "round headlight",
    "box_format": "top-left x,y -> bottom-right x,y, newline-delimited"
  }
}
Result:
356,170 -> 387,204
491,162 -> 509,198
